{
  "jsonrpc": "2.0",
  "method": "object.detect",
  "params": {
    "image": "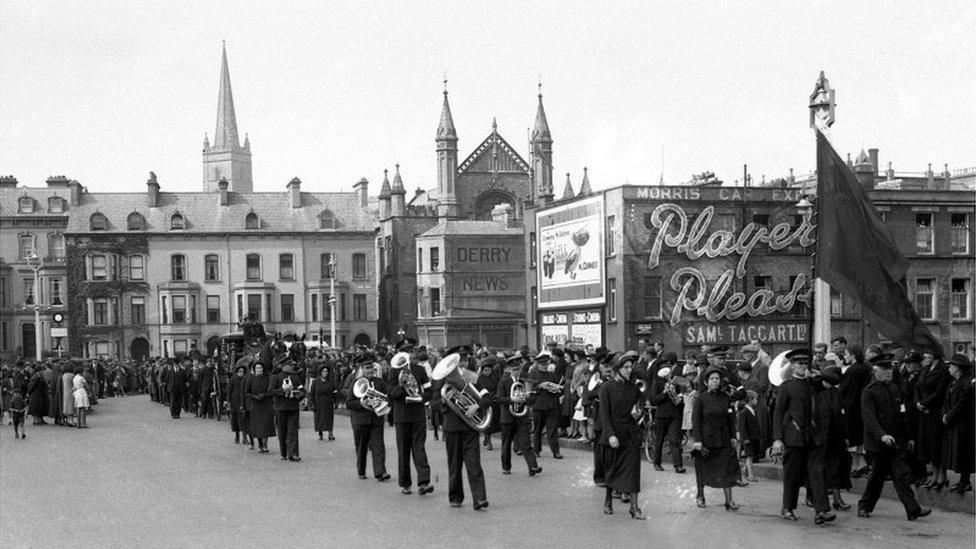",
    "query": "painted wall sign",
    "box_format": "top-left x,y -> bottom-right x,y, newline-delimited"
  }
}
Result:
456,246 -> 512,263
459,276 -> 512,293
683,322 -> 809,345
644,203 -> 817,326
